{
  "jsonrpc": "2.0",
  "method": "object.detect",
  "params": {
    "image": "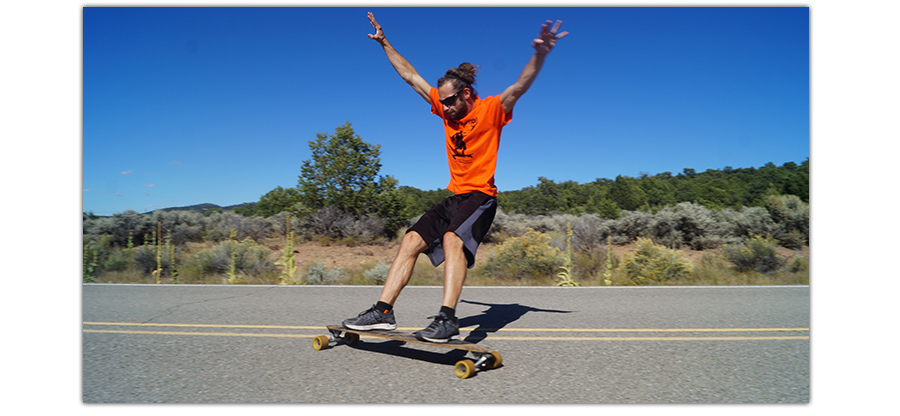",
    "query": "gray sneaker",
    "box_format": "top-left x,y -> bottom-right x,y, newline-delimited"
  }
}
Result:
414,313 -> 460,343
342,305 -> 397,331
